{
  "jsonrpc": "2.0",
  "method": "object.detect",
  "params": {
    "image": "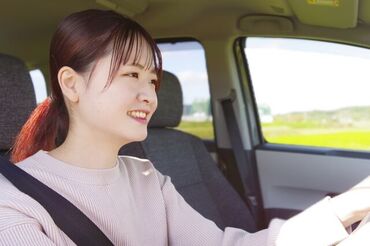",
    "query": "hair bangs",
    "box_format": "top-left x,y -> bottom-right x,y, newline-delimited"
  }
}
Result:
107,22 -> 162,90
